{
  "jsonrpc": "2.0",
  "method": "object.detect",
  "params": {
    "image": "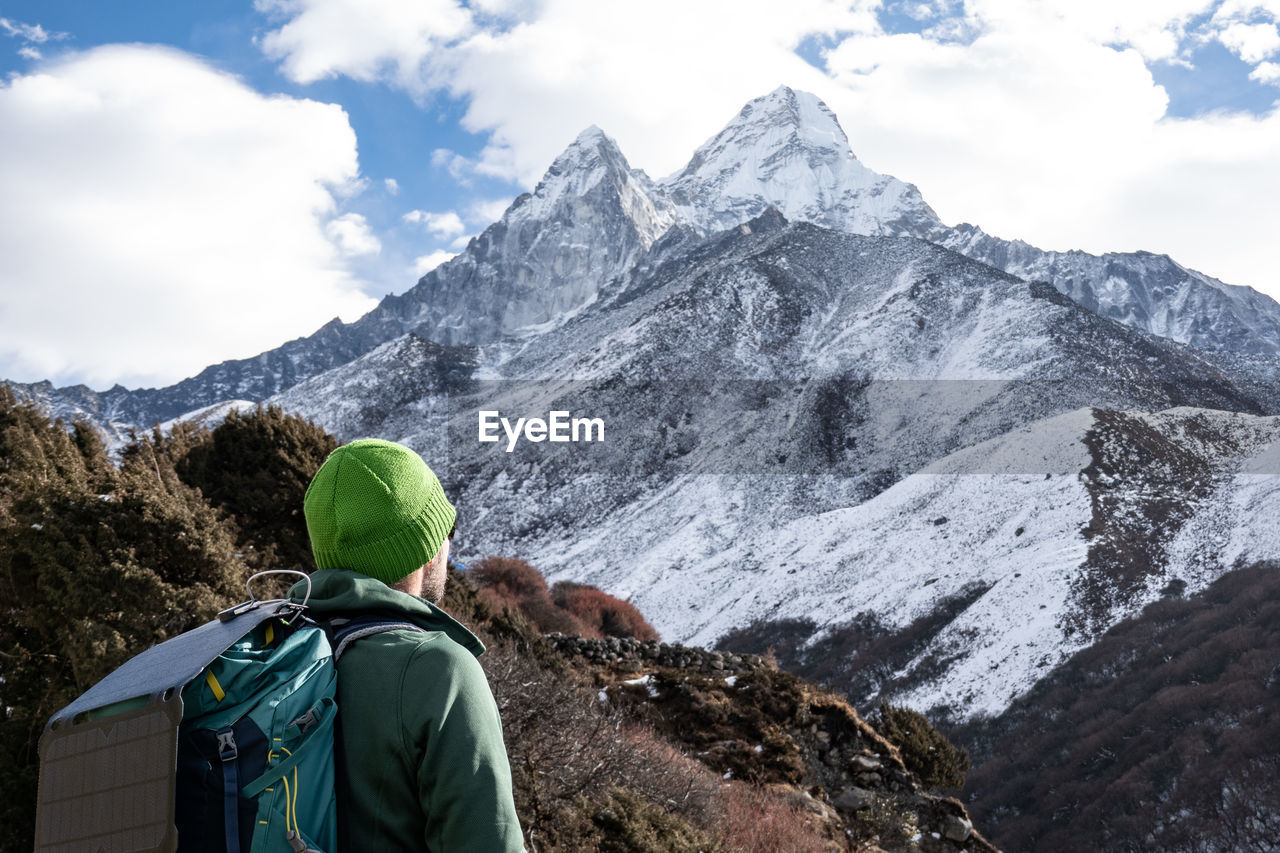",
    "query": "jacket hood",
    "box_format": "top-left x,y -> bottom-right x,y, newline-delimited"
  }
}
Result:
289,568 -> 485,658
